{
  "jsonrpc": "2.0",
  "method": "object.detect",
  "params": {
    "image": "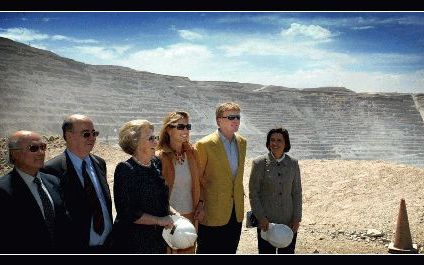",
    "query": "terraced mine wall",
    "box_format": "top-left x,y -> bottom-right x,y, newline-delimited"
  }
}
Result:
1,37 -> 424,167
